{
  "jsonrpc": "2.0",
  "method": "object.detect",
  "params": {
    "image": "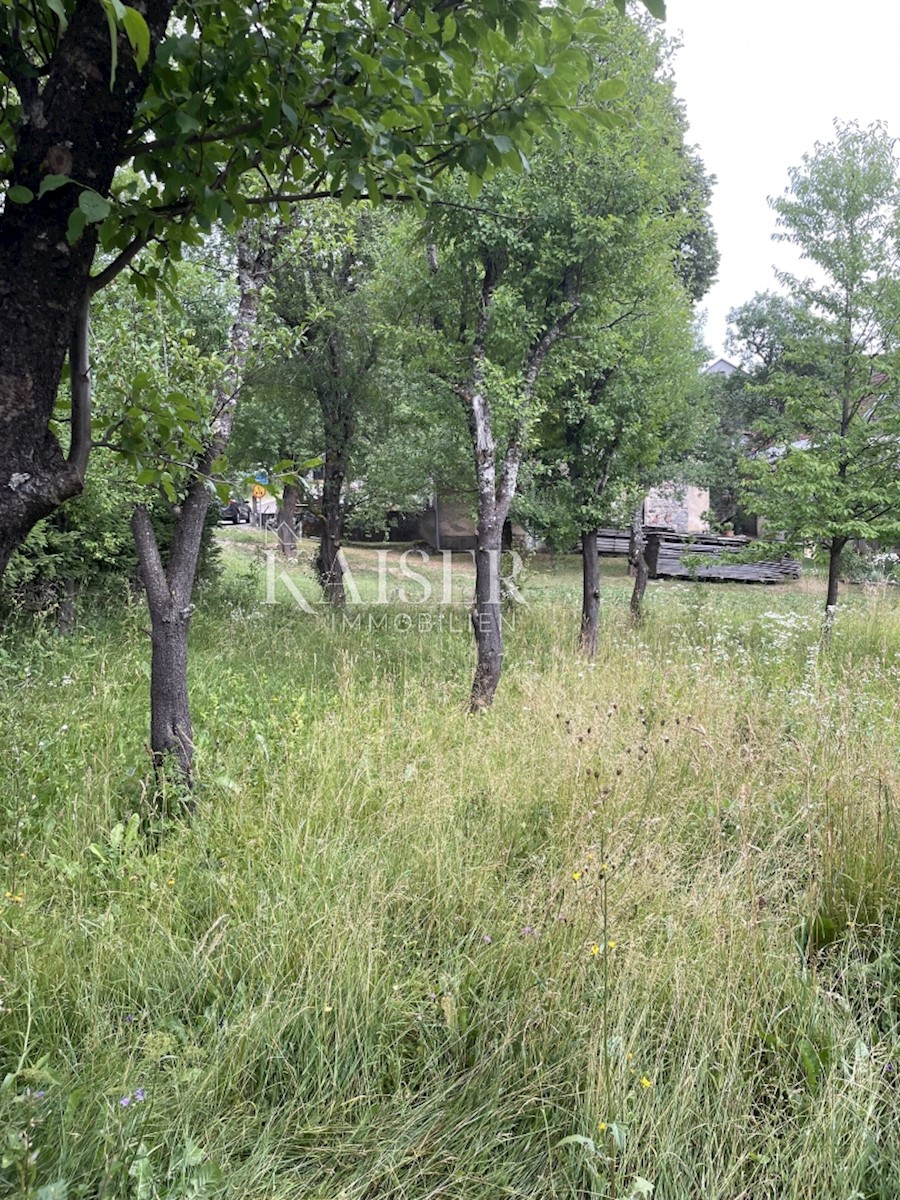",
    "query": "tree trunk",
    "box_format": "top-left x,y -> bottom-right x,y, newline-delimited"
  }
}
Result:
461,257 -> 580,712
131,224 -> 285,795
580,527 -> 600,657
0,0 -> 174,579
823,535 -> 846,637
132,495 -> 208,797
470,523 -> 505,711
629,506 -> 649,625
315,452 -> 347,606
278,483 -> 300,560
826,536 -> 845,610
315,358 -> 353,606
58,578 -> 77,636
148,601 -> 194,787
